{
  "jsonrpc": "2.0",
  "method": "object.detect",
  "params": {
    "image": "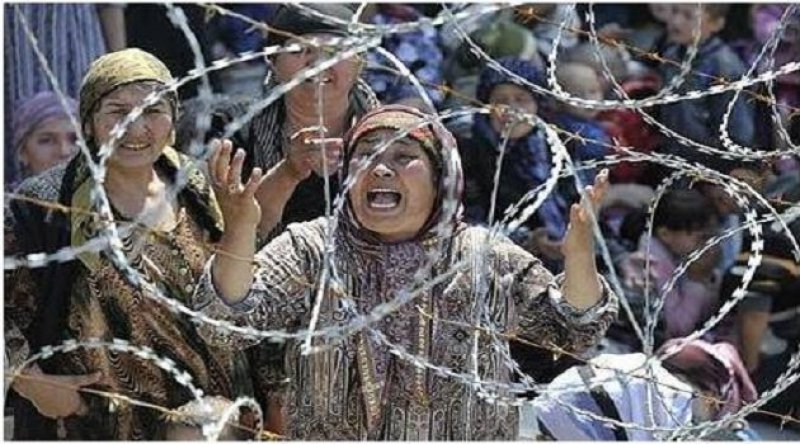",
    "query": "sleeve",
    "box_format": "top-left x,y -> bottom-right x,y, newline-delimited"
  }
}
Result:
501,240 -> 619,355
4,206 -> 38,370
190,226 -> 320,350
